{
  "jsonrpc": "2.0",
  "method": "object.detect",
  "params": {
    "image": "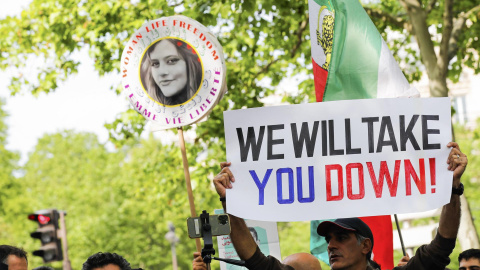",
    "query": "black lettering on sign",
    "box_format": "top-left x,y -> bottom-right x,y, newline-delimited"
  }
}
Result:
236,126 -> 265,162
291,122 -> 319,158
